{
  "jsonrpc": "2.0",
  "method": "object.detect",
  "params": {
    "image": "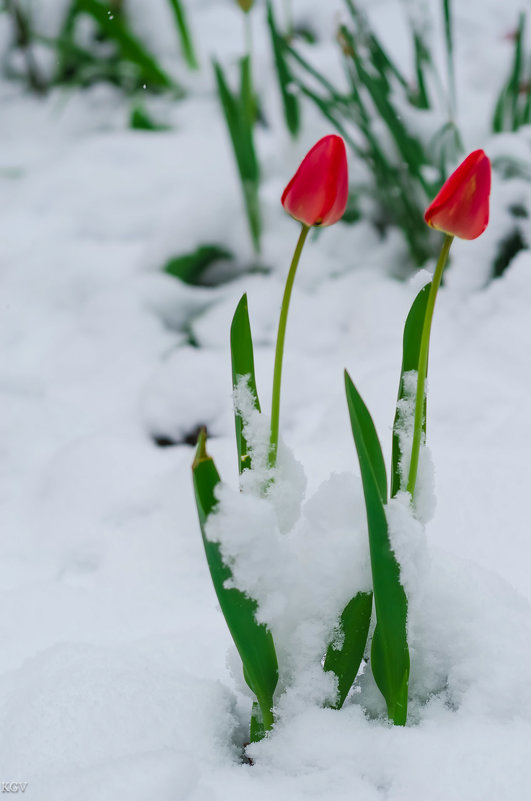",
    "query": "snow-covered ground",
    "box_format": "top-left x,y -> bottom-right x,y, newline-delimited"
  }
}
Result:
1,0 -> 531,798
